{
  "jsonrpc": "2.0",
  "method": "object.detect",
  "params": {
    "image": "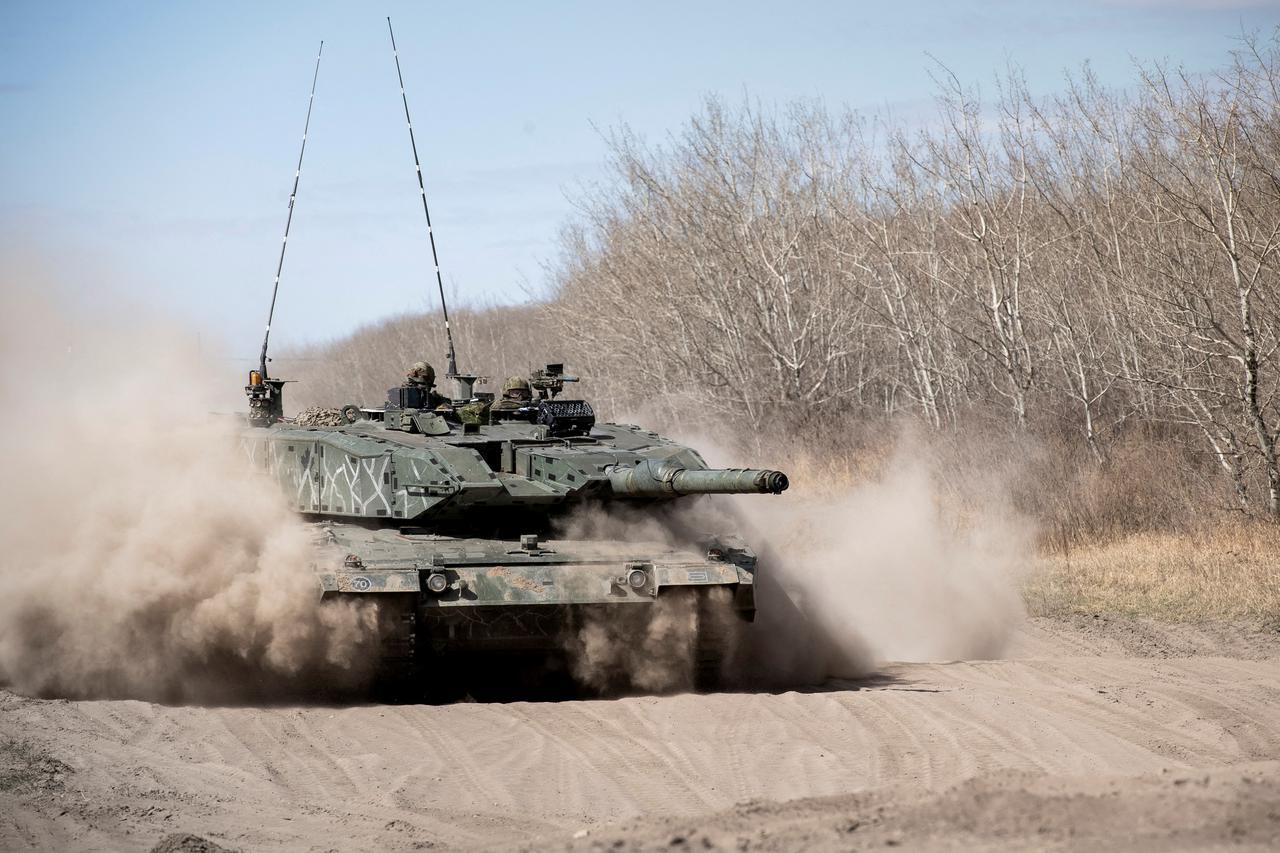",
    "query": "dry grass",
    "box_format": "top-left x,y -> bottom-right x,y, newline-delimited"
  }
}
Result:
1026,524 -> 1280,622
